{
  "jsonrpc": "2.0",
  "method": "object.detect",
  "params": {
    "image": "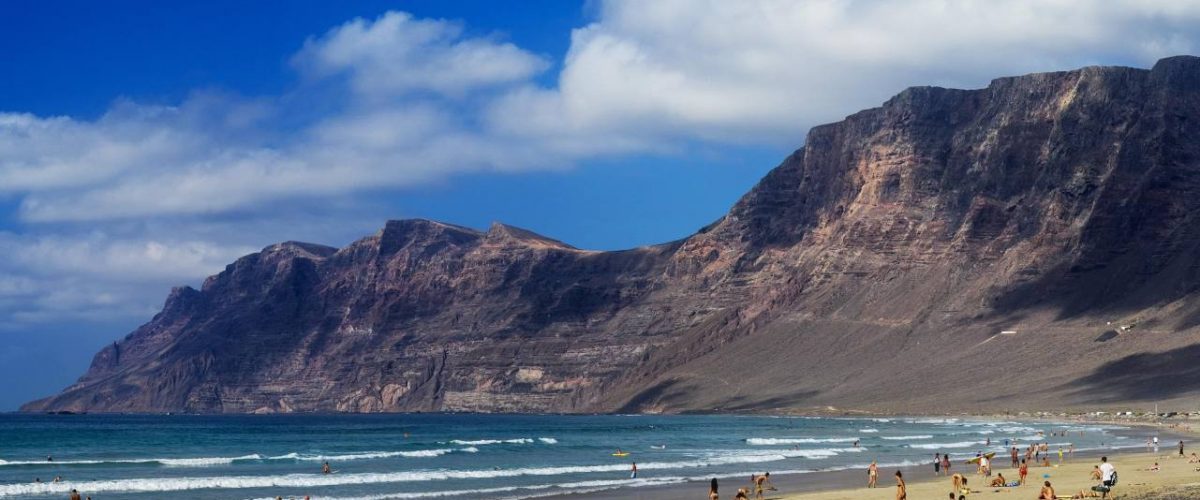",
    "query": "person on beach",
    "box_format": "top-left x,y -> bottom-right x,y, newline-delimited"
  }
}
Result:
1038,480 -> 1056,500
1019,458 -> 1028,485
1011,447 -> 1019,467
709,478 -> 719,500
1189,452 -> 1199,463
1090,465 -> 1102,480
322,461 -> 331,474
1058,447 -> 1064,463
734,487 -> 749,500
868,461 -> 878,488
630,462 -> 638,479
754,472 -> 772,499
1180,440 -> 1186,457
988,472 -> 1007,487
935,453 -> 942,476
894,470 -> 907,500
942,453 -> 951,475
952,472 -> 965,492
